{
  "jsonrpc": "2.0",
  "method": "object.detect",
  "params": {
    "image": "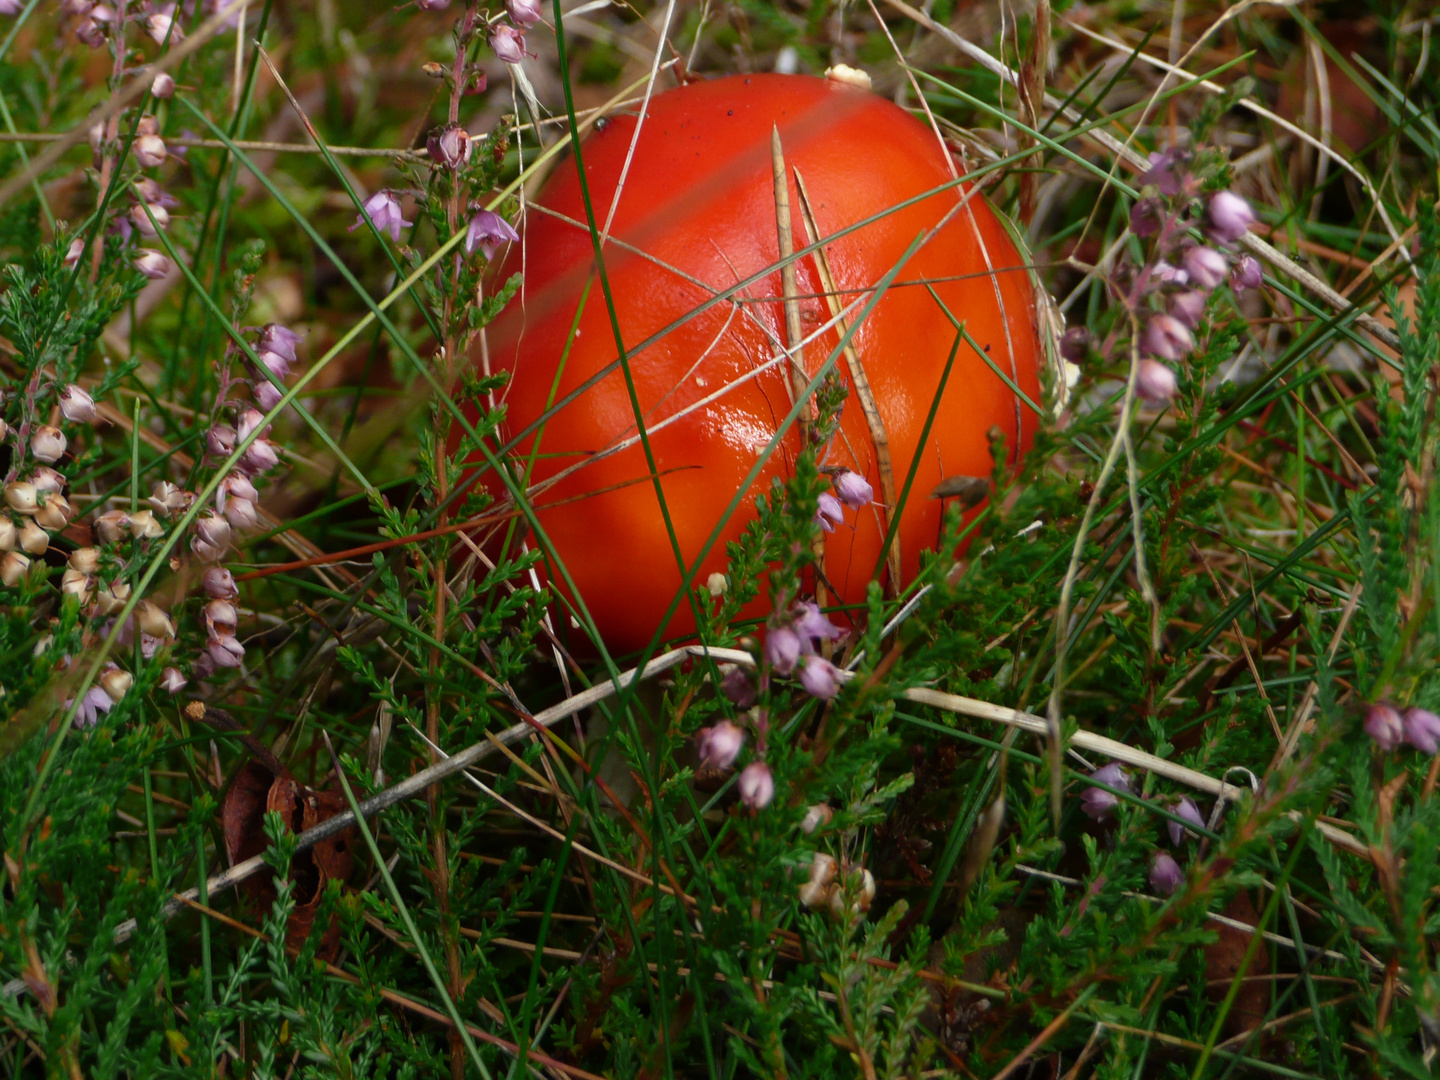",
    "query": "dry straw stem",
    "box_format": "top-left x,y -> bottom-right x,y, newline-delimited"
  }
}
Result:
0,0 -> 259,210
878,0 -> 1402,353
102,641 -> 1365,949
